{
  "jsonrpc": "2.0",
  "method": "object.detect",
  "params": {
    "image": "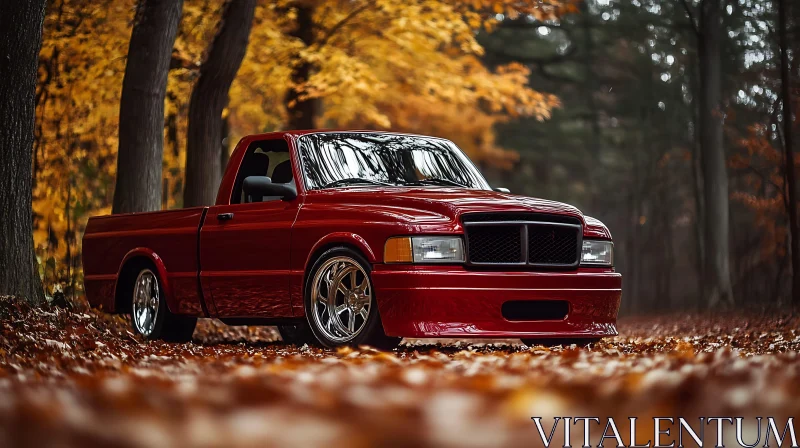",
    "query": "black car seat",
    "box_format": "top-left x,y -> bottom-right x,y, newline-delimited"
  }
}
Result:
271,160 -> 293,184
259,160 -> 295,202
